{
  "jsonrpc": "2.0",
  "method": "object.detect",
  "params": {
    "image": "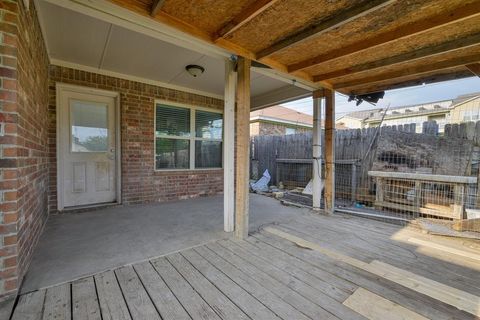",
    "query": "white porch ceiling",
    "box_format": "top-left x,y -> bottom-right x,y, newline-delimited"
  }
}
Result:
36,0 -> 310,107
